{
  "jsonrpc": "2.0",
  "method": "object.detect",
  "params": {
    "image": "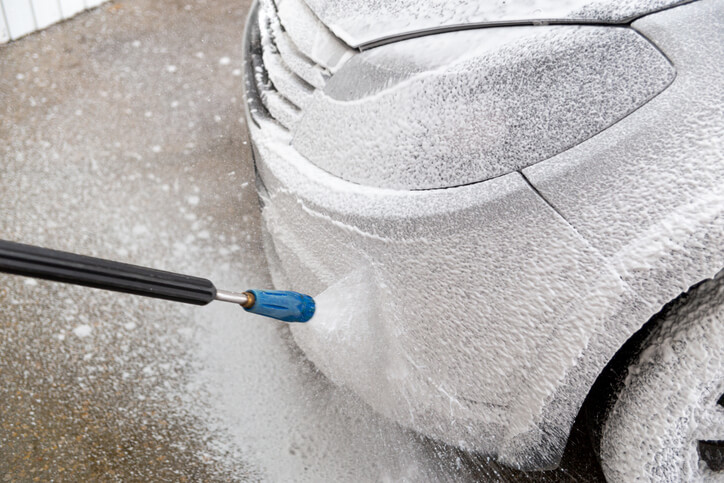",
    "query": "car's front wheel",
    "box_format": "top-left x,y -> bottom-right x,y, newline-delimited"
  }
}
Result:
600,273 -> 724,481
